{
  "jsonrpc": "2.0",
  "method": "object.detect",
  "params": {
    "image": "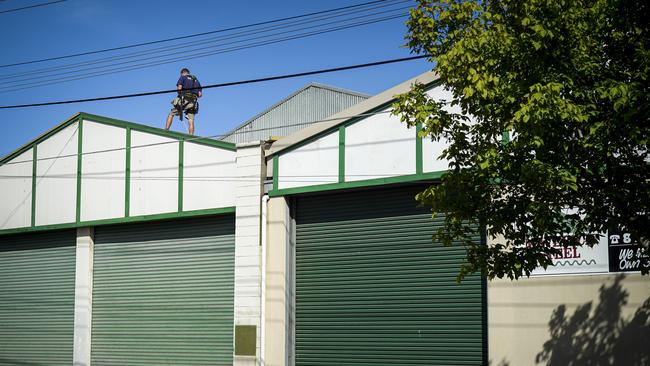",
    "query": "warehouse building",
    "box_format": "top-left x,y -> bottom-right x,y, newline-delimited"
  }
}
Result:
0,71 -> 647,366
219,83 -> 369,144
